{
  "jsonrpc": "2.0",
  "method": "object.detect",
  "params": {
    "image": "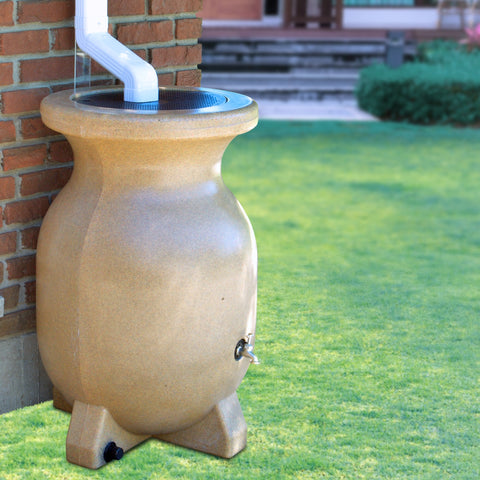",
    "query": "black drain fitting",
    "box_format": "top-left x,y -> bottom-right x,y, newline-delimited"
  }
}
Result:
103,442 -> 124,463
